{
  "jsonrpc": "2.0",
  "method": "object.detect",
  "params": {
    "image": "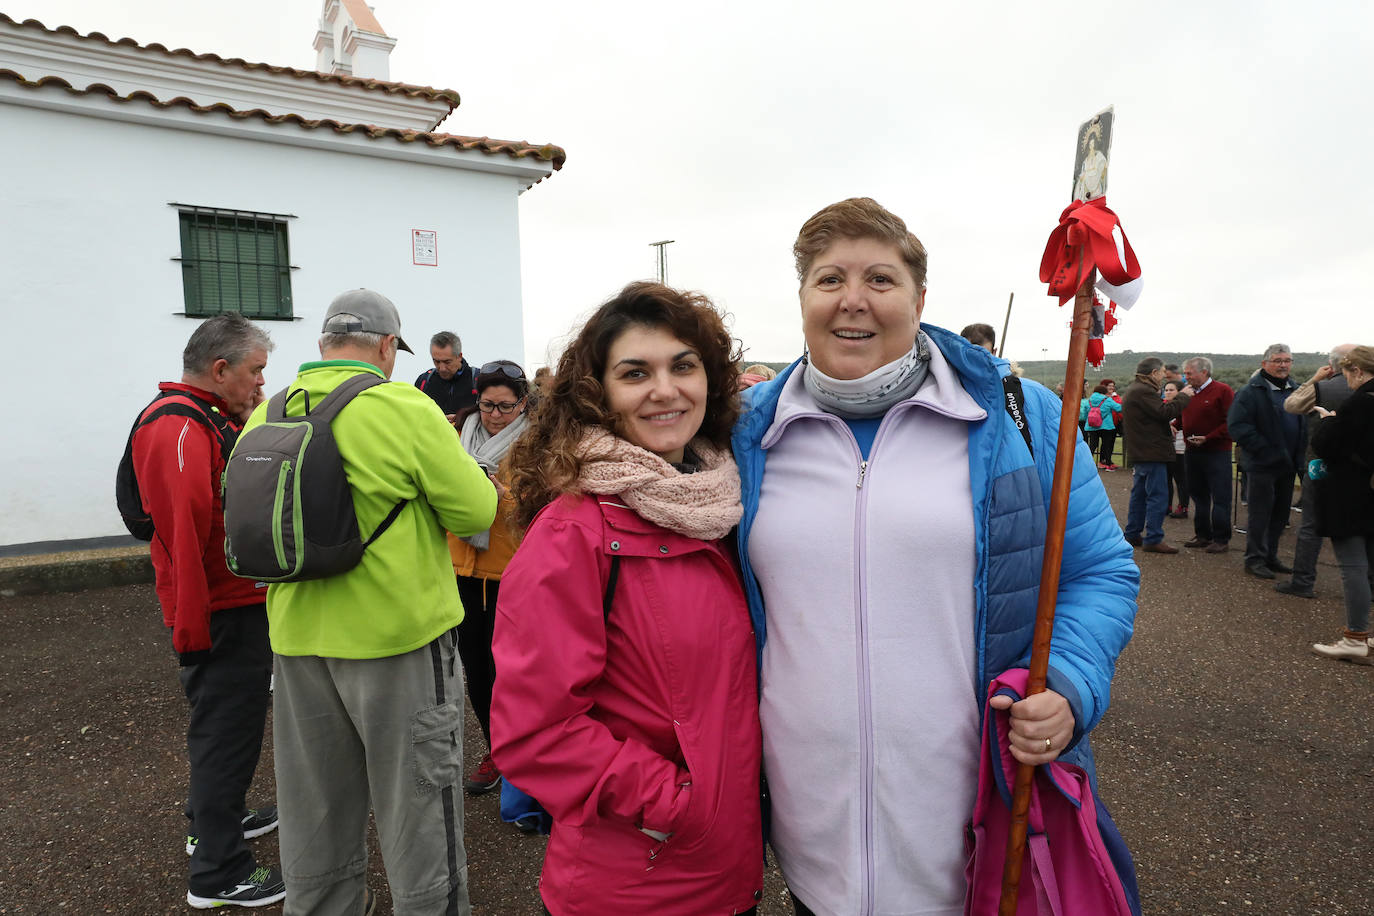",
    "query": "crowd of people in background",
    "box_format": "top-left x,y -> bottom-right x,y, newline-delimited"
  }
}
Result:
988,340 -> 1373,666
125,196 -> 1372,913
